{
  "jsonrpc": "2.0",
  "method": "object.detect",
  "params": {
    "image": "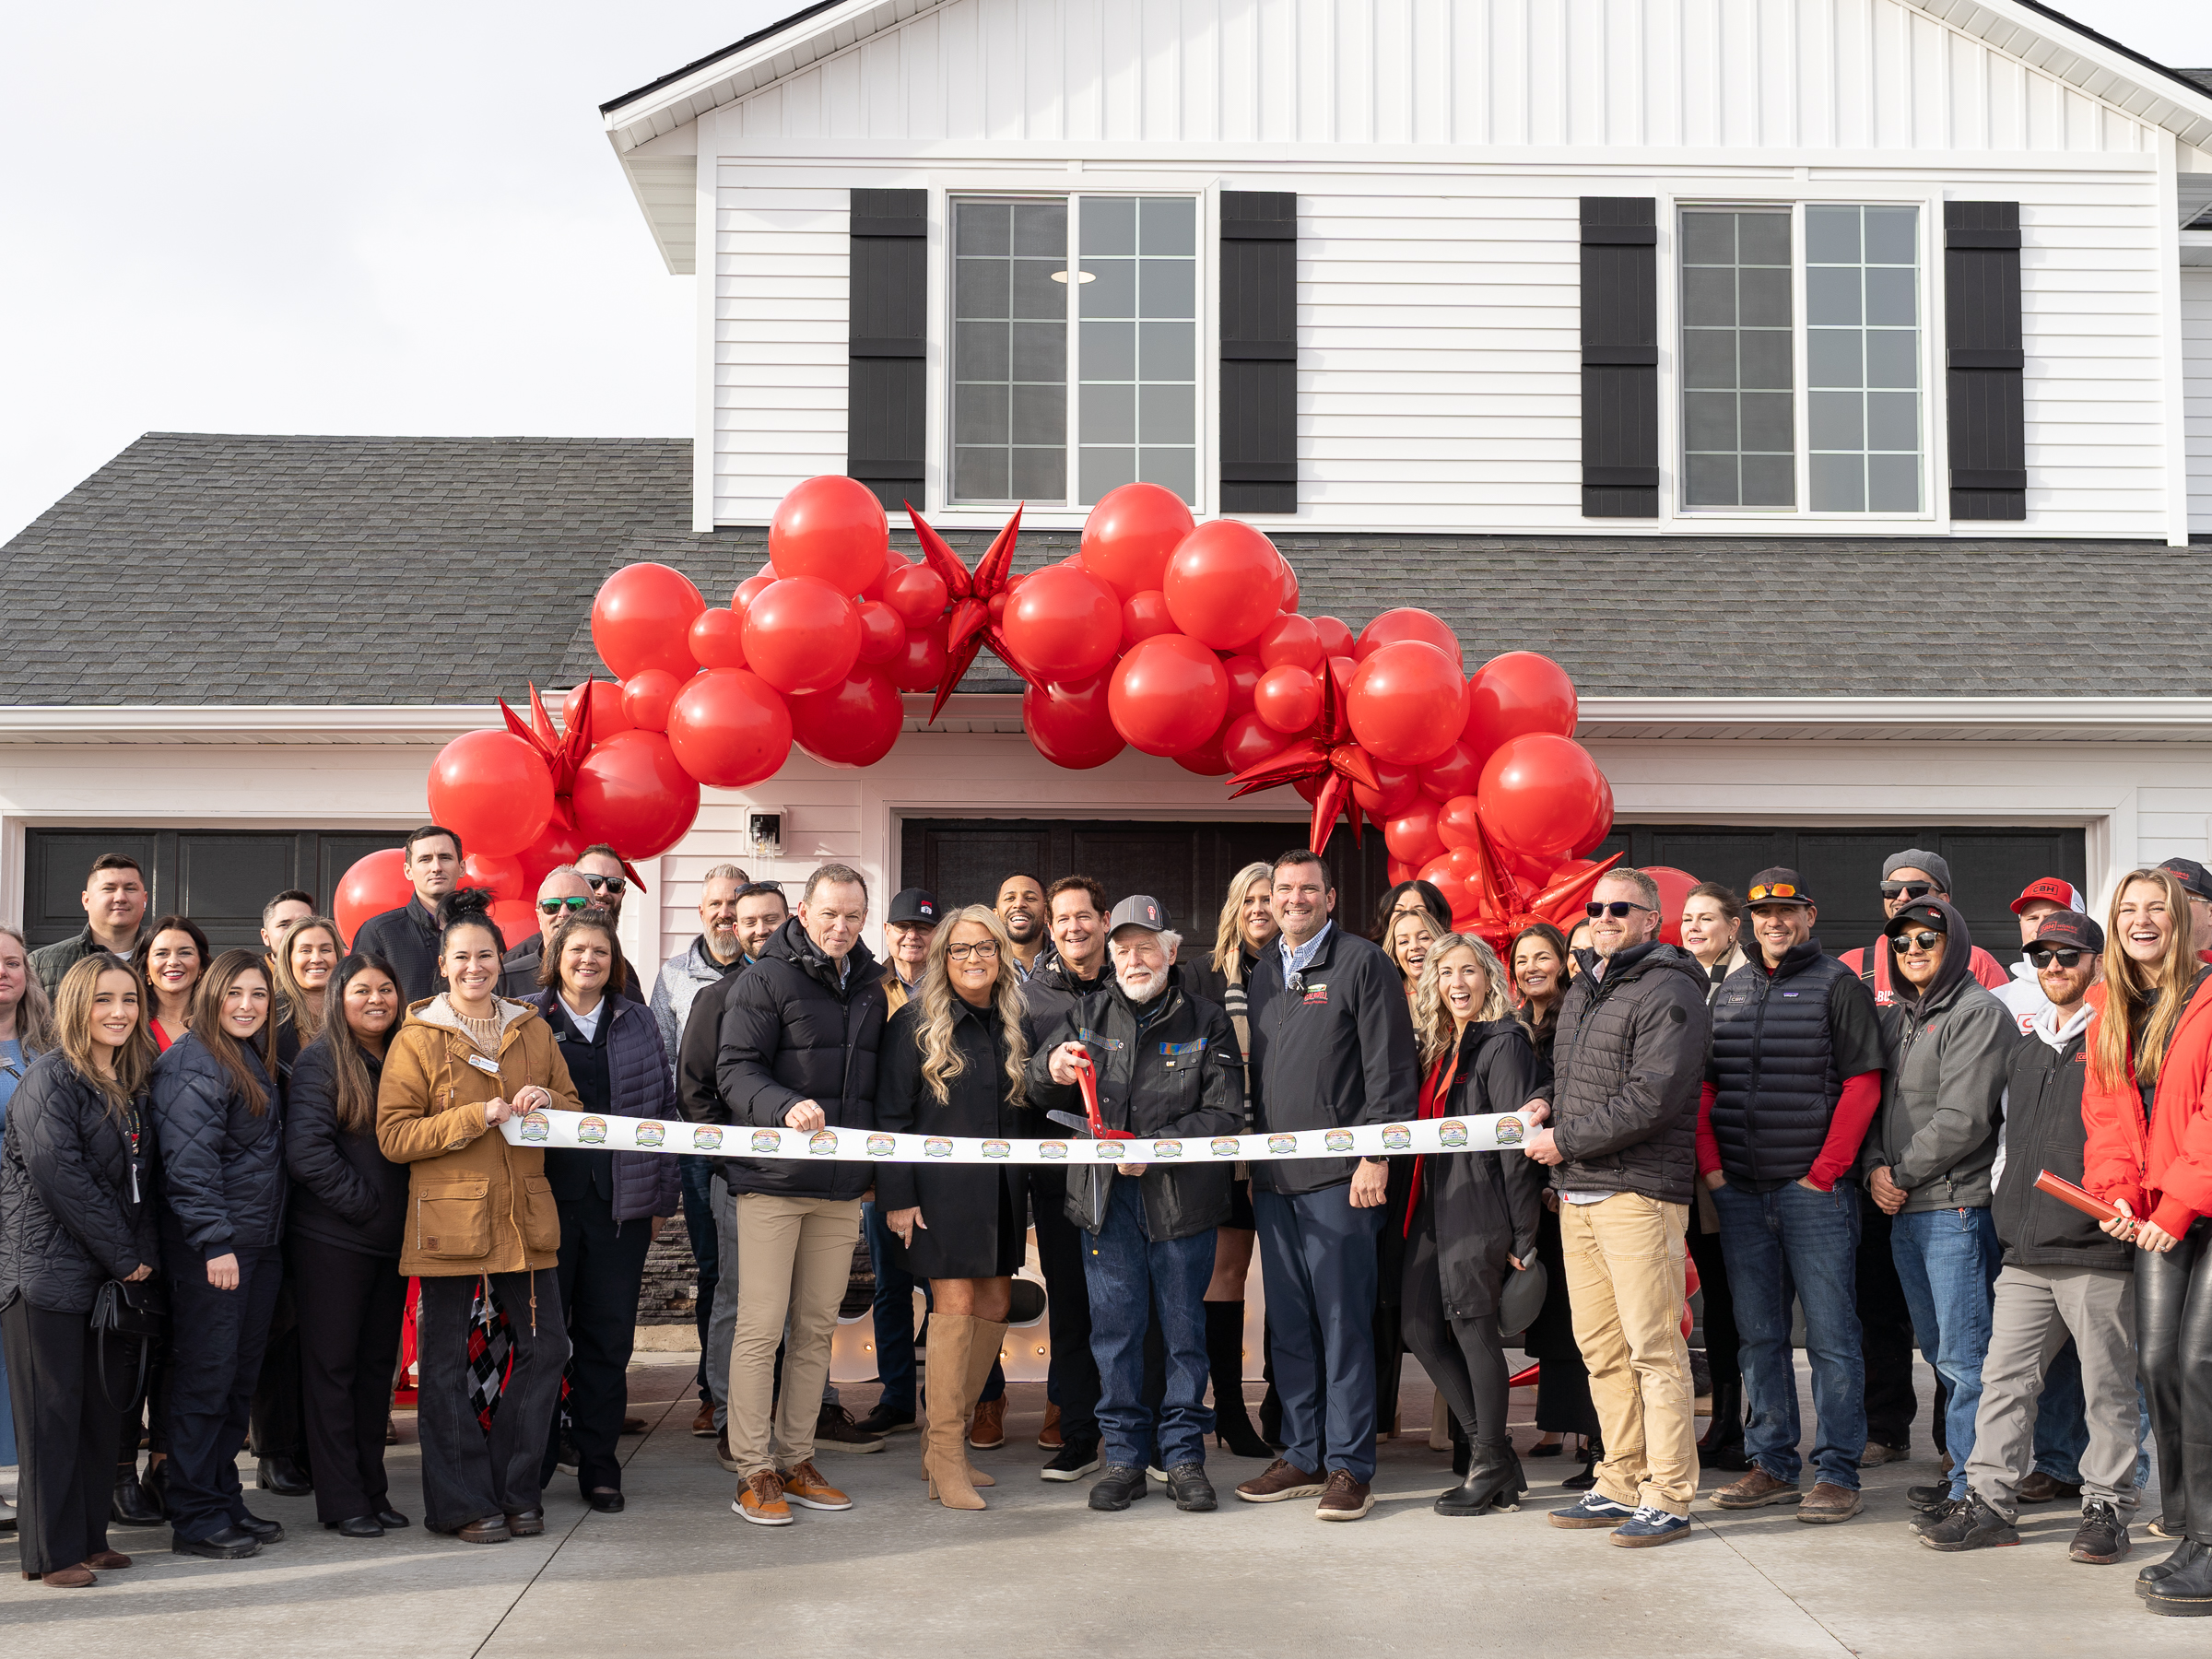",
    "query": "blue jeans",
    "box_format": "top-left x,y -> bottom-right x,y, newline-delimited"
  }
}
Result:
2031,1340 -> 2087,1483
862,1200 -> 1003,1416
1712,1176 -> 1866,1490
679,1156 -> 720,1402
1891,1205 -> 2002,1500
1253,1183 -> 1383,1482
1083,1177 -> 1215,1469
